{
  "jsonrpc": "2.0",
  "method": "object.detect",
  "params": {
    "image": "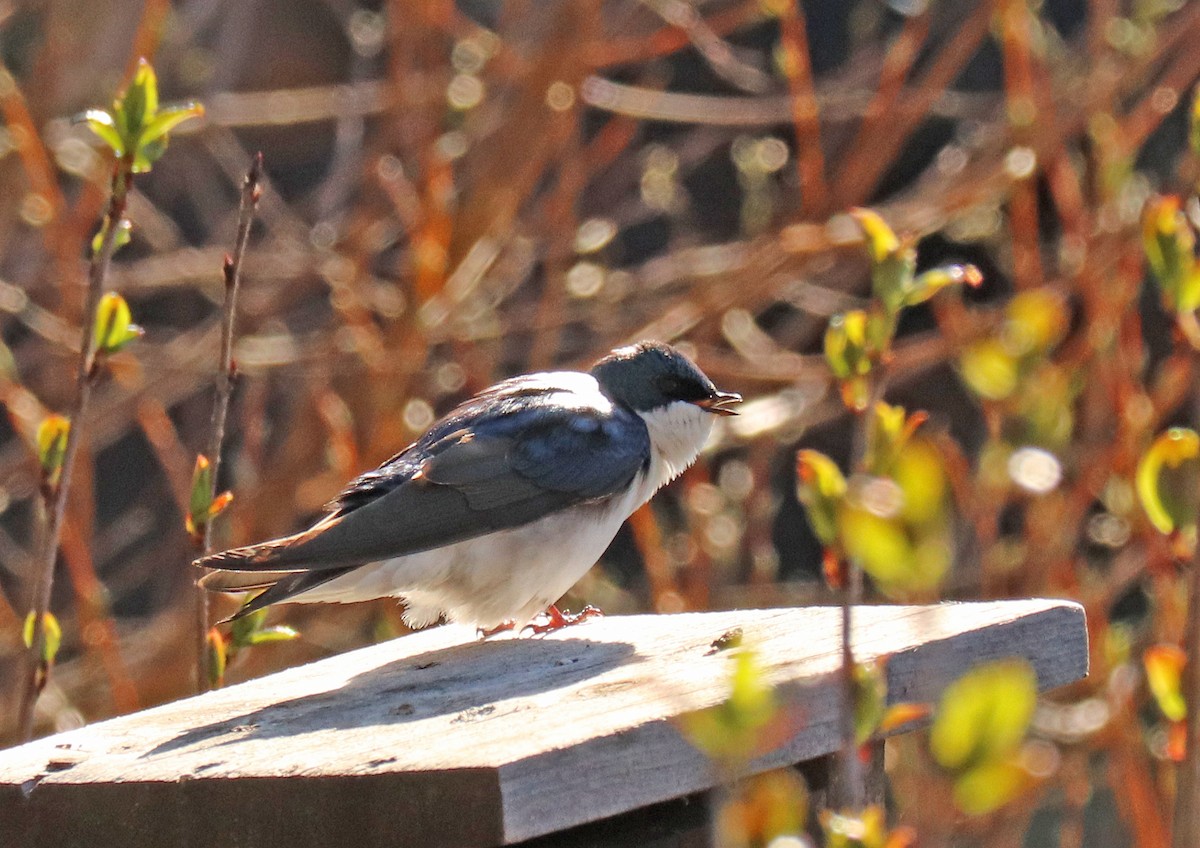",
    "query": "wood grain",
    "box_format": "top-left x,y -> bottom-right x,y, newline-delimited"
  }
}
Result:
0,600 -> 1087,848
